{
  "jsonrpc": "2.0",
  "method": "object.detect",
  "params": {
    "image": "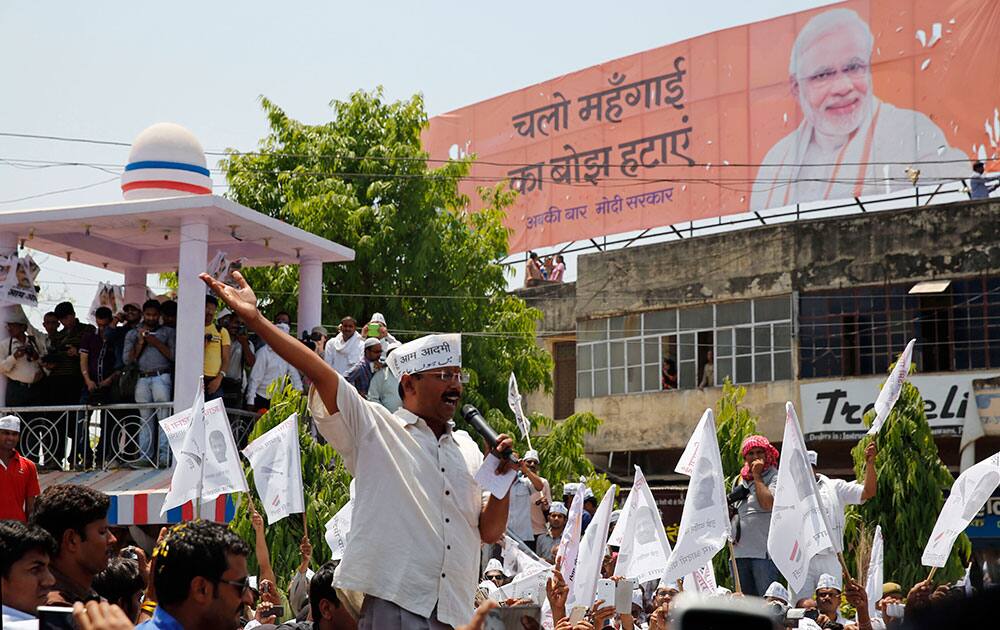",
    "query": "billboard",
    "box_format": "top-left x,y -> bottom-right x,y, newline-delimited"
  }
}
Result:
423,0 -> 1000,254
